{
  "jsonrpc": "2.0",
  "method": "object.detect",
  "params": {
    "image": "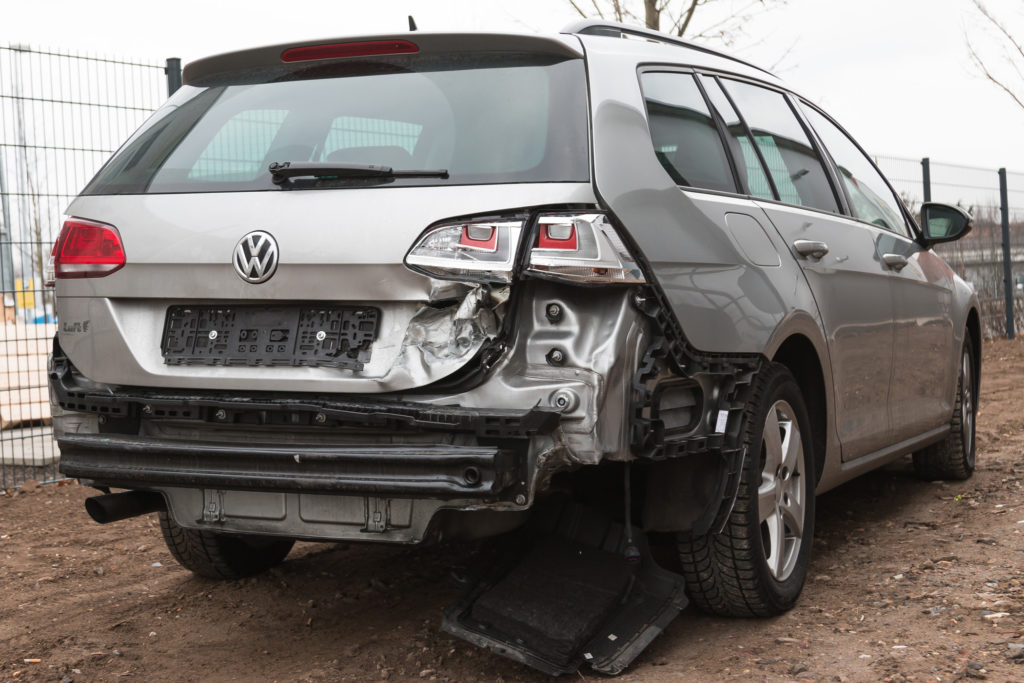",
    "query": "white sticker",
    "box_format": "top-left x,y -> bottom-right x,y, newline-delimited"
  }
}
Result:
583,652 -> 594,660
715,410 -> 729,433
